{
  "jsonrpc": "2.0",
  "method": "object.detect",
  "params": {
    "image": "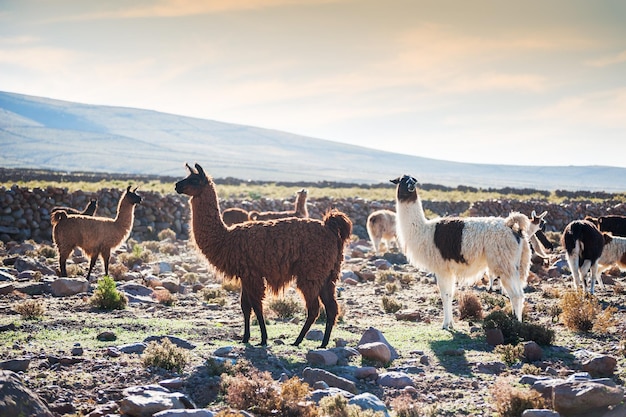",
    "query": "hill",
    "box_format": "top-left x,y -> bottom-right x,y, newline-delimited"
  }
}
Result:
1,91 -> 625,192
